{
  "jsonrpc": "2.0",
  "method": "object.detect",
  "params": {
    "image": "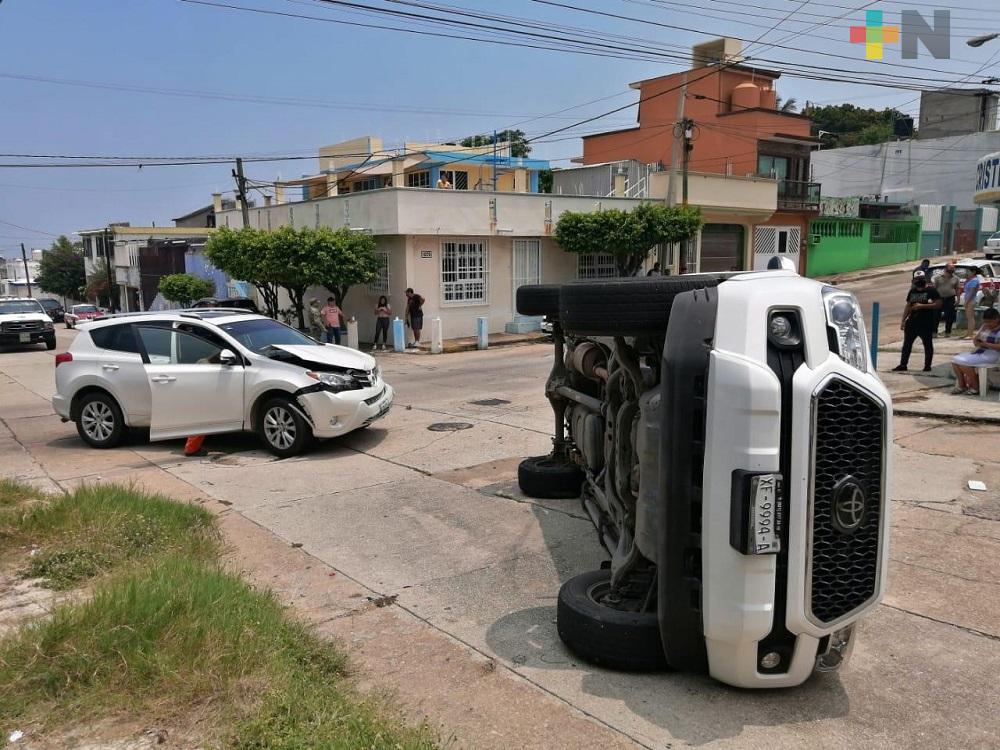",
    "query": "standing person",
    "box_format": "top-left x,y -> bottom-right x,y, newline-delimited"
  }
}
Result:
373,295 -> 391,351
646,262 -> 662,277
307,298 -> 325,341
933,265 -> 959,337
892,270 -> 942,372
914,258 -> 931,278
405,288 -> 424,348
950,308 -> 1000,394
320,295 -> 344,345
436,172 -> 452,189
961,268 -> 983,338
